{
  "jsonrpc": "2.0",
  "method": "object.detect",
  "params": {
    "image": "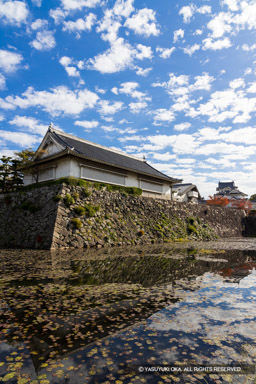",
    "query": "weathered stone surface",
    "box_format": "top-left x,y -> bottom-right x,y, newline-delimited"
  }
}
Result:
0,183 -> 248,249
